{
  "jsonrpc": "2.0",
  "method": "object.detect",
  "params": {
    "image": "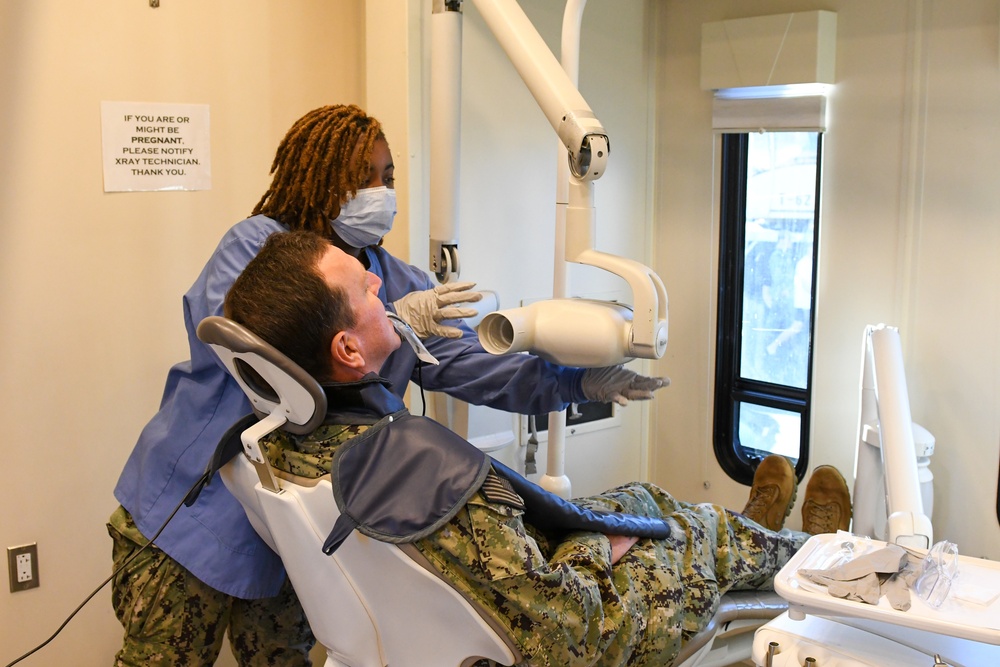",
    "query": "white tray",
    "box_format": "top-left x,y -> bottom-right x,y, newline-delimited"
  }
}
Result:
774,533 -> 1000,646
